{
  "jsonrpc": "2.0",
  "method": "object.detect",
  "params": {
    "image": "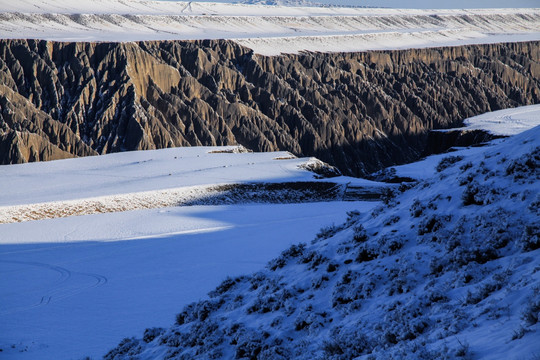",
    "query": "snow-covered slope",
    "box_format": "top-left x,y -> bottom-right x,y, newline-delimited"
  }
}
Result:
0,146 -> 378,359
460,104 -> 540,136
0,0 -> 538,54
0,145 -> 386,224
0,146 -> 326,207
104,124 -> 540,359
387,104 -> 540,181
